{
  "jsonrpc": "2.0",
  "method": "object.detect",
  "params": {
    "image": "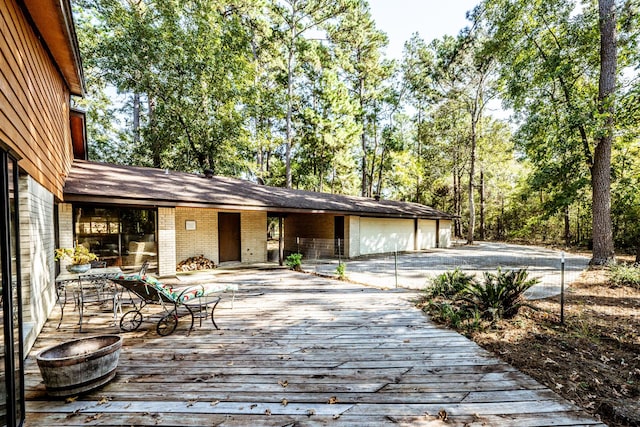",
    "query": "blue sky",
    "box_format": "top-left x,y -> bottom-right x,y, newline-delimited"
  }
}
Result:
367,0 -> 480,59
